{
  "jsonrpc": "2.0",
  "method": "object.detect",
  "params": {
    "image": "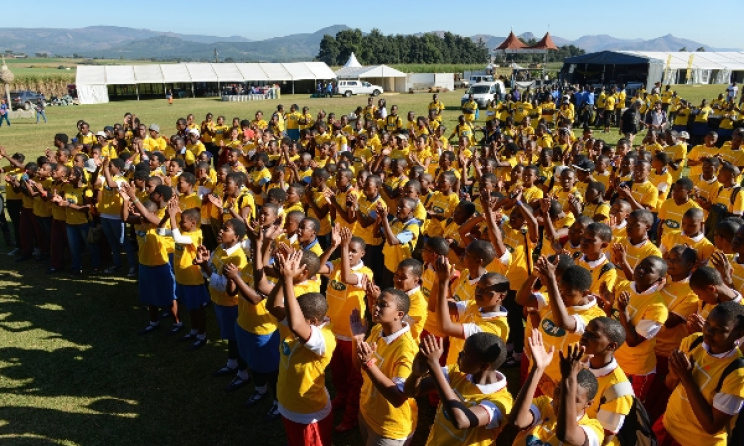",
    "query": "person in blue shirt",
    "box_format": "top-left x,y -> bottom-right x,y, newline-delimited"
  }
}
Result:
0,99 -> 10,127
